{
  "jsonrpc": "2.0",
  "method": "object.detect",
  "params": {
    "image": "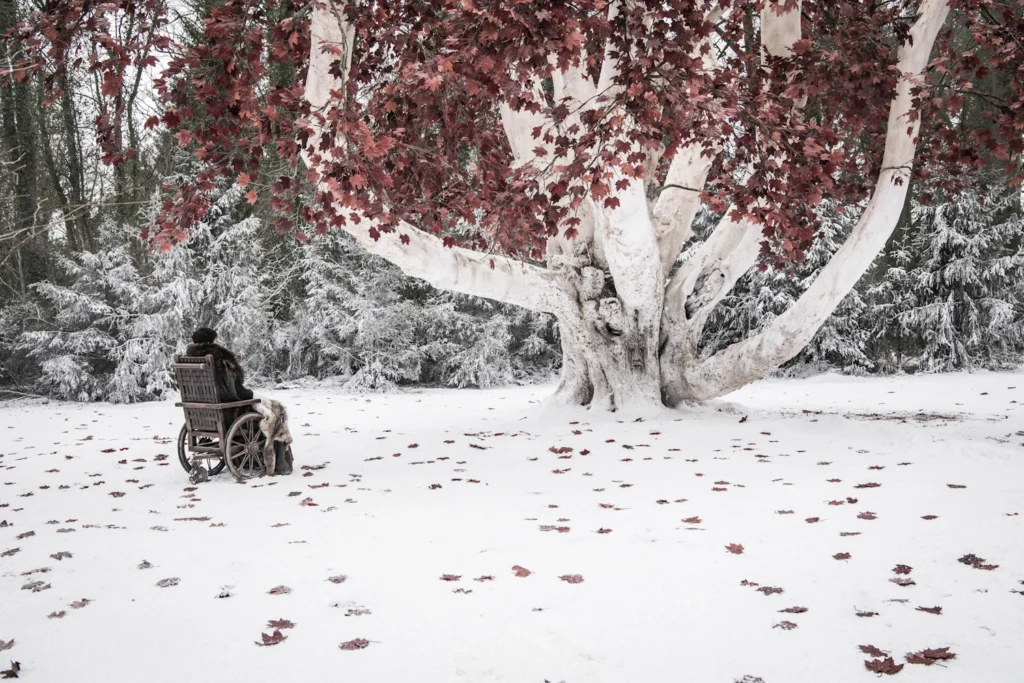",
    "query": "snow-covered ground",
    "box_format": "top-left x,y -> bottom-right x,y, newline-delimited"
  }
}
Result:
1,371 -> 1023,682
